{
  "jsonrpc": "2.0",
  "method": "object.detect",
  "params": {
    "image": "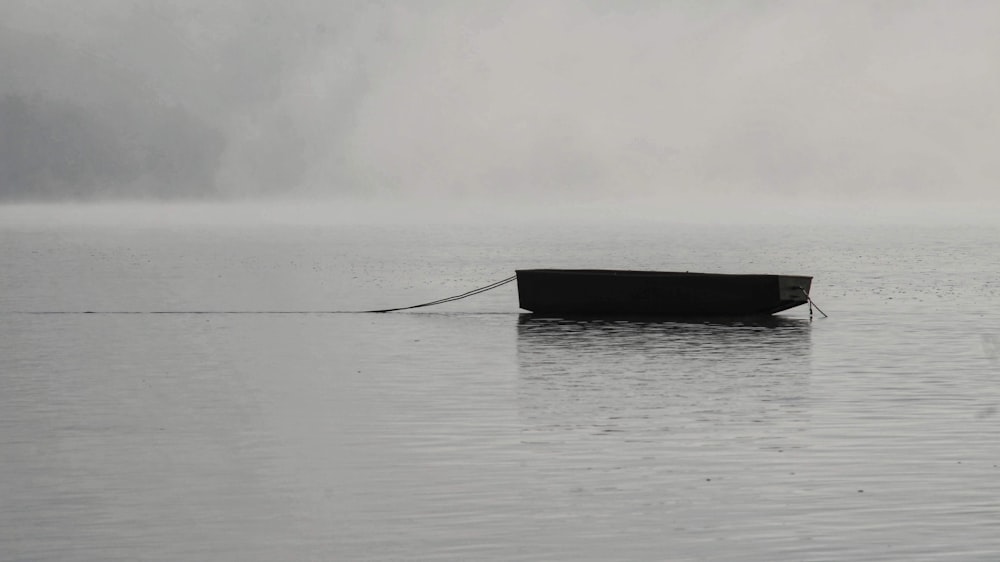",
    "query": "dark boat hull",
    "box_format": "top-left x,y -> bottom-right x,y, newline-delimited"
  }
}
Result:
515,269 -> 812,317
